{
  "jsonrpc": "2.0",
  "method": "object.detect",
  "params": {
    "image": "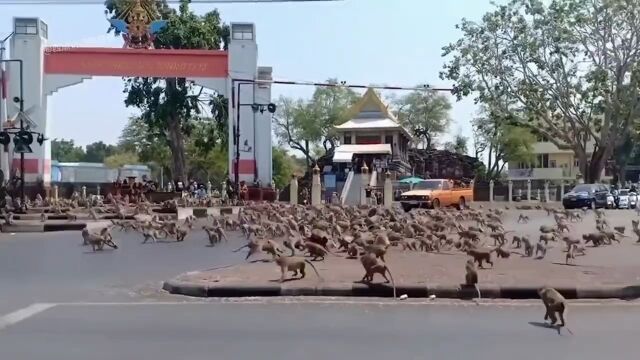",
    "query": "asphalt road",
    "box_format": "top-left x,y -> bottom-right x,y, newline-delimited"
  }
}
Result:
1,301 -> 639,360
0,228 -> 247,315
